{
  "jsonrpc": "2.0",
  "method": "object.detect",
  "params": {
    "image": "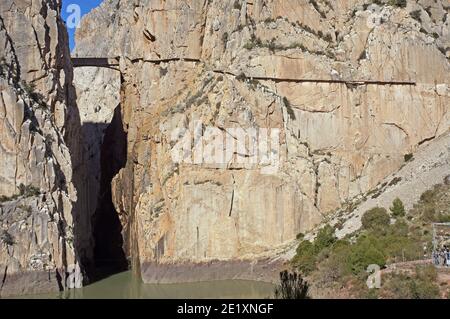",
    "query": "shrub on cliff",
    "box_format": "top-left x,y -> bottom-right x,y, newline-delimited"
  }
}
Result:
390,198 -> 406,217
410,10 -> 422,22
293,240 -> 316,274
0,230 -> 14,246
18,184 -> 41,197
293,225 -> 337,274
361,207 -> 390,234
20,80 -> 46,107
315,225 -> 337,251
347,234 -> 387,274
413,184 -> 450,223
388,0 -> 407,8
